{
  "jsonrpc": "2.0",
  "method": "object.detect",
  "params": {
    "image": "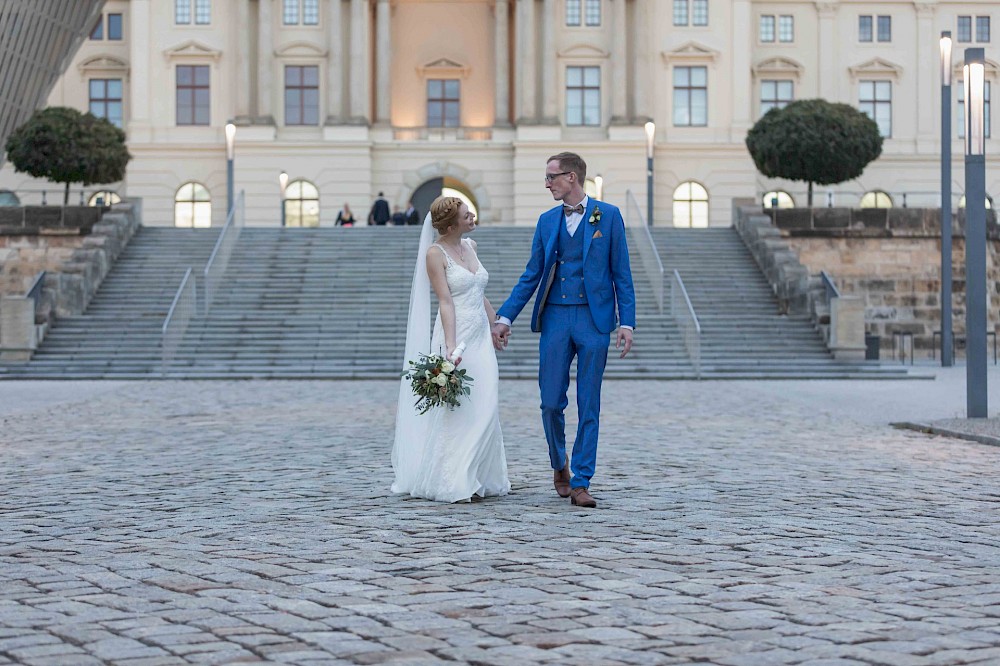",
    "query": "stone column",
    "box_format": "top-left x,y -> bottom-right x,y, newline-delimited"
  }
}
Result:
349,0 -> 369,122
515,0 -> 536,122
632,0 -> 651,121
128,0 -> 150,126
257,0 -> 274,123
375,0 -> 391,123
326,0 -> 344,122
541,0 -> 557,122
494,0 -> 511,126
729,0 -> 752,136
815,2 -> 838,101
610,0 -> 627,123
235,0 -> 252,121
915,4 -> 935,143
